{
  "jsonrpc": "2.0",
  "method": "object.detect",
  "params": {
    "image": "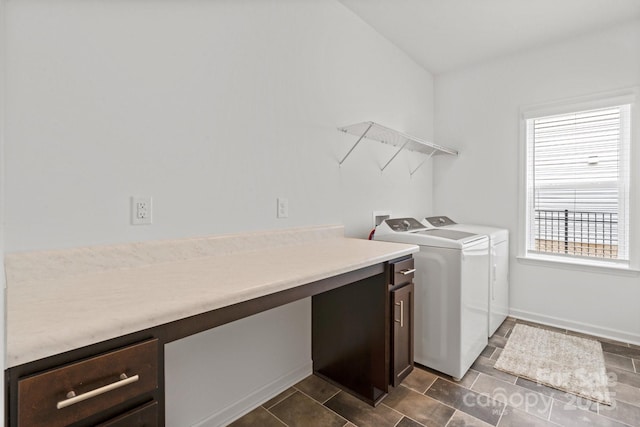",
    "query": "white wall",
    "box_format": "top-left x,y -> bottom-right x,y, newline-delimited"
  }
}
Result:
3,1 -> 435,425
0,0 -> 6,420
165,299 -> 311,427
434,21 -> 640,343
4,0 -> 435,253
